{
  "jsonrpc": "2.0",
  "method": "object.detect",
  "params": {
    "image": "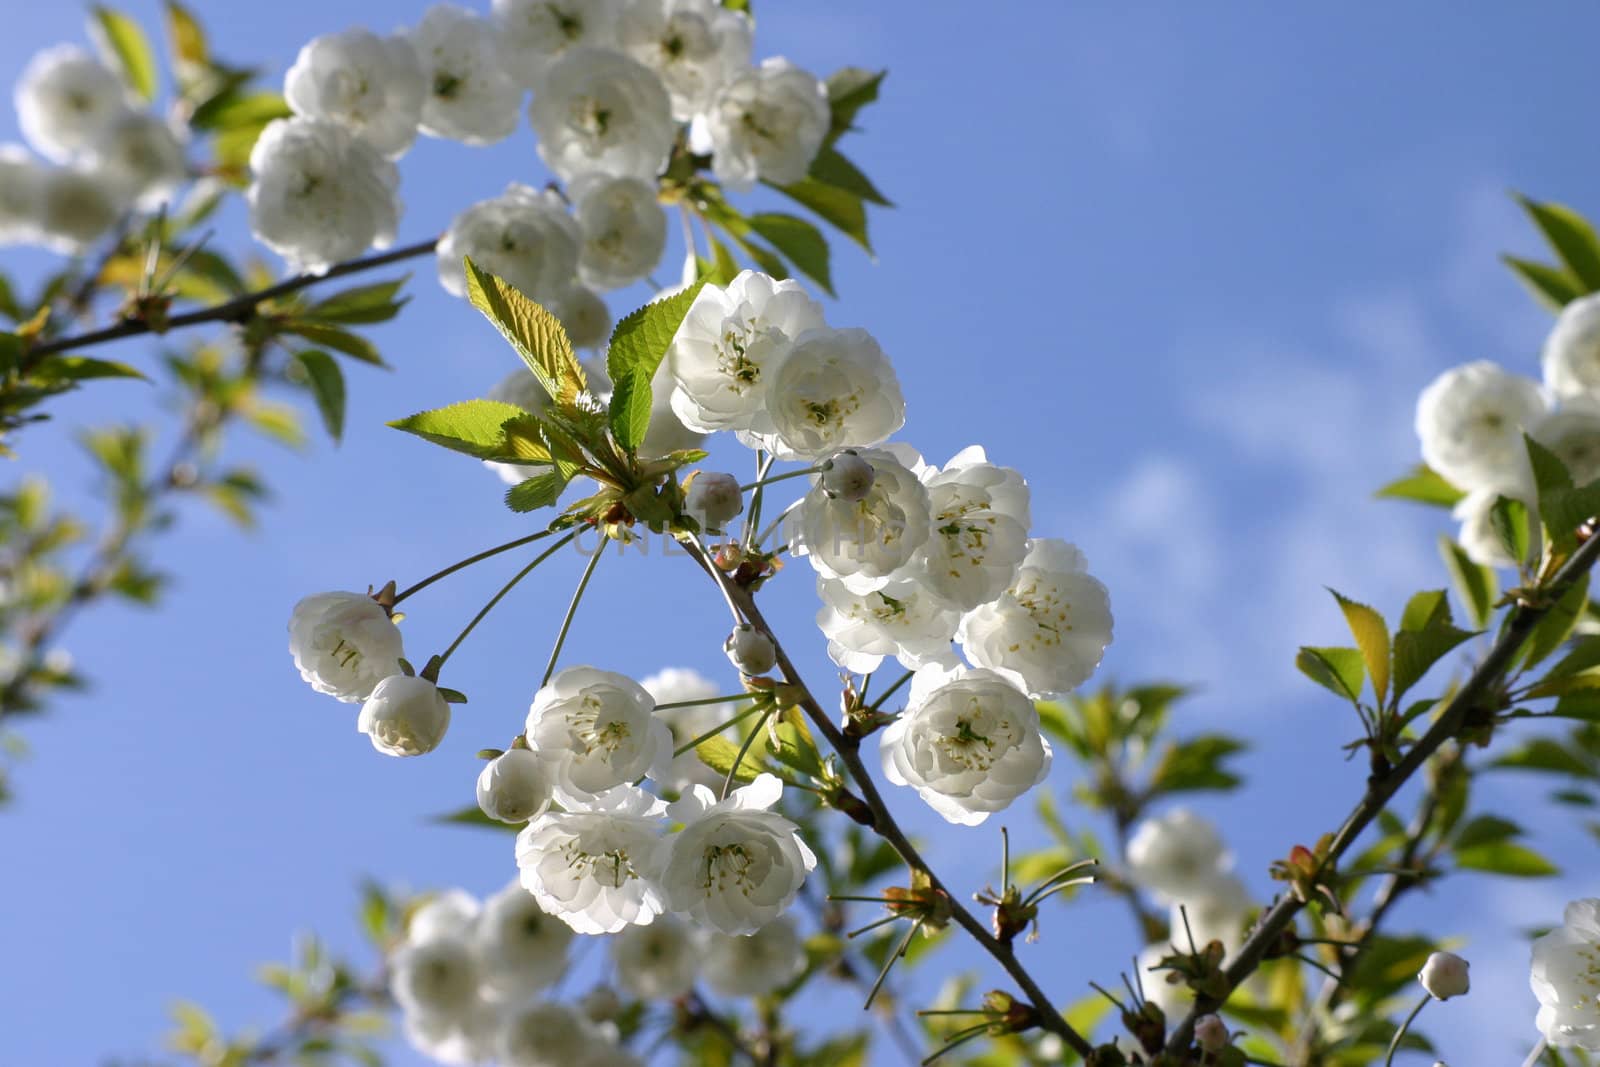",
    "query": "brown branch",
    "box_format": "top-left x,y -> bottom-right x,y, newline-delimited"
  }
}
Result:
1165,530 -> 1600,1055
685,544 -> 1095,1060
23,236 -> 440,362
